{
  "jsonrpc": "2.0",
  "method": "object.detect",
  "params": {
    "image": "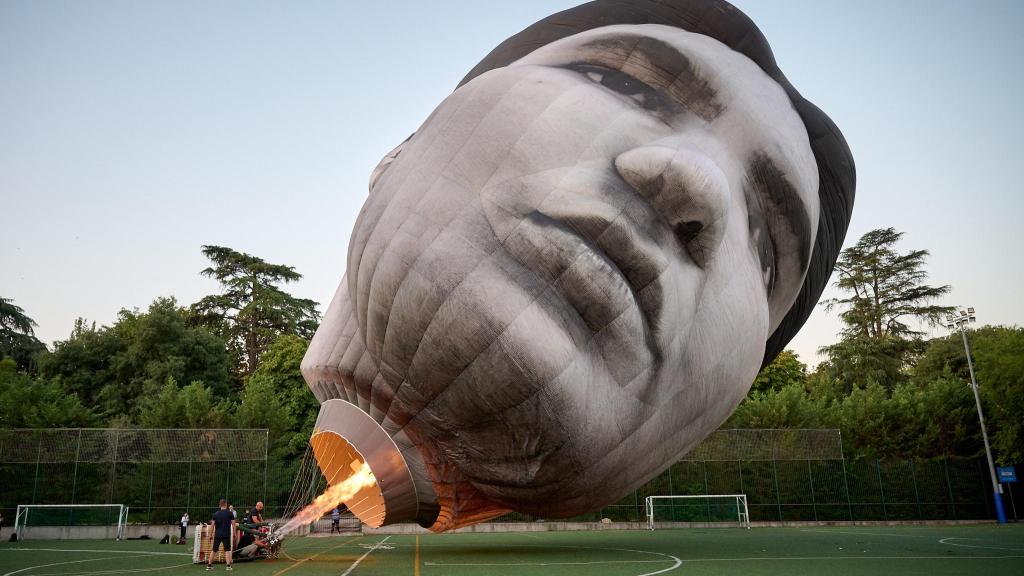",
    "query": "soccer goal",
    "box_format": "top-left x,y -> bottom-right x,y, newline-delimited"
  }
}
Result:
14,504 -> 129,540
645,495 -> 750,530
